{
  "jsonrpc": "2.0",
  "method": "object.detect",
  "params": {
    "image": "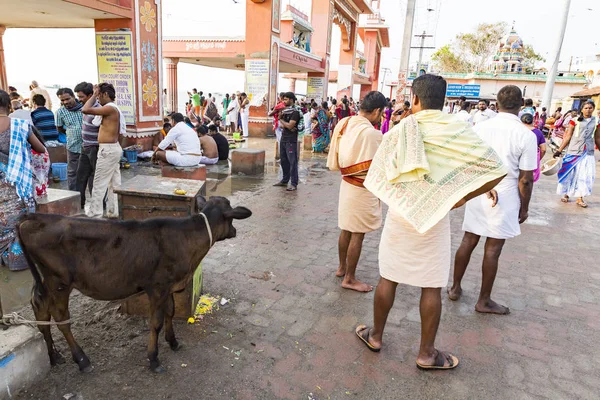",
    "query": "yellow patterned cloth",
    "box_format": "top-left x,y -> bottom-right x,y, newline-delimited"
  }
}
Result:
364,109 -> 506,233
